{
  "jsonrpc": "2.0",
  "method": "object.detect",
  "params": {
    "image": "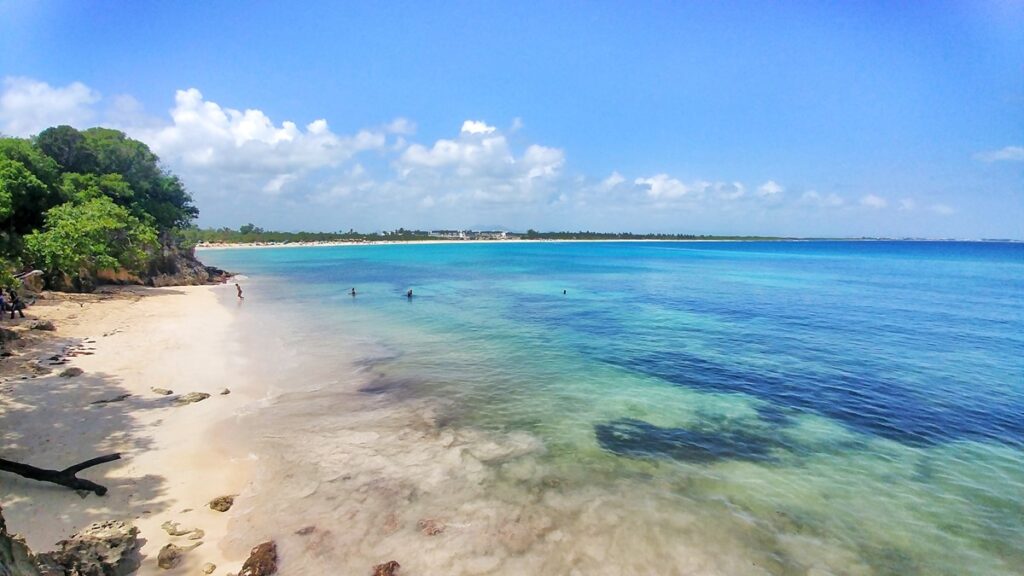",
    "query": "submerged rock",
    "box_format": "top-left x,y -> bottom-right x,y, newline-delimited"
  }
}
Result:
417,518 -> 445,536
209,495 -> 235,512
238,541 -> 277,576
594,417 -> 776,463
372,561 -> 400,576
175,392 -> 211,406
